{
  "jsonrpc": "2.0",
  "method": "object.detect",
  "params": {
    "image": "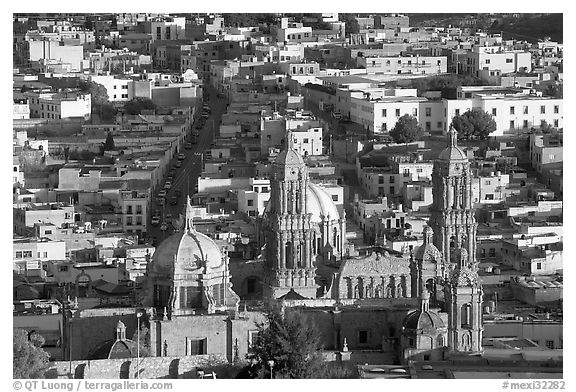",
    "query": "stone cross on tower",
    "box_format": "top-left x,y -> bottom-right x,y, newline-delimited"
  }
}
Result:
448,124 -> 458,148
